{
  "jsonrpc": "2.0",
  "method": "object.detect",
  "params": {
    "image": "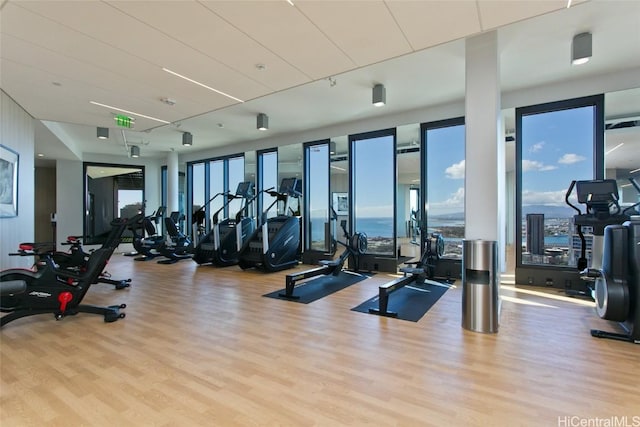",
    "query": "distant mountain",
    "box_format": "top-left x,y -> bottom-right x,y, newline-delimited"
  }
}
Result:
522,205 -> 573,218
430,205 -> 574,220
431,212 -> 465,220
